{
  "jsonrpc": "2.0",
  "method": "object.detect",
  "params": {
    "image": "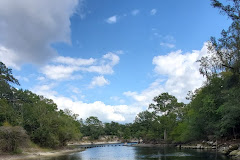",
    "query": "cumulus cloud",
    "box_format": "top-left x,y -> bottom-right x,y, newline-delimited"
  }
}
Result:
131,9 -> 140,16
41,52 -> 120,80
41,65 -> 81,80
150,9 -> 157,15
89,76 -> 110,88
106,15 -> 117,24
0,0 -> 79,67
102,52 -> 120,66
32,84 -> 140,122
124,43 -> 208,104
78,52 -> 120,74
